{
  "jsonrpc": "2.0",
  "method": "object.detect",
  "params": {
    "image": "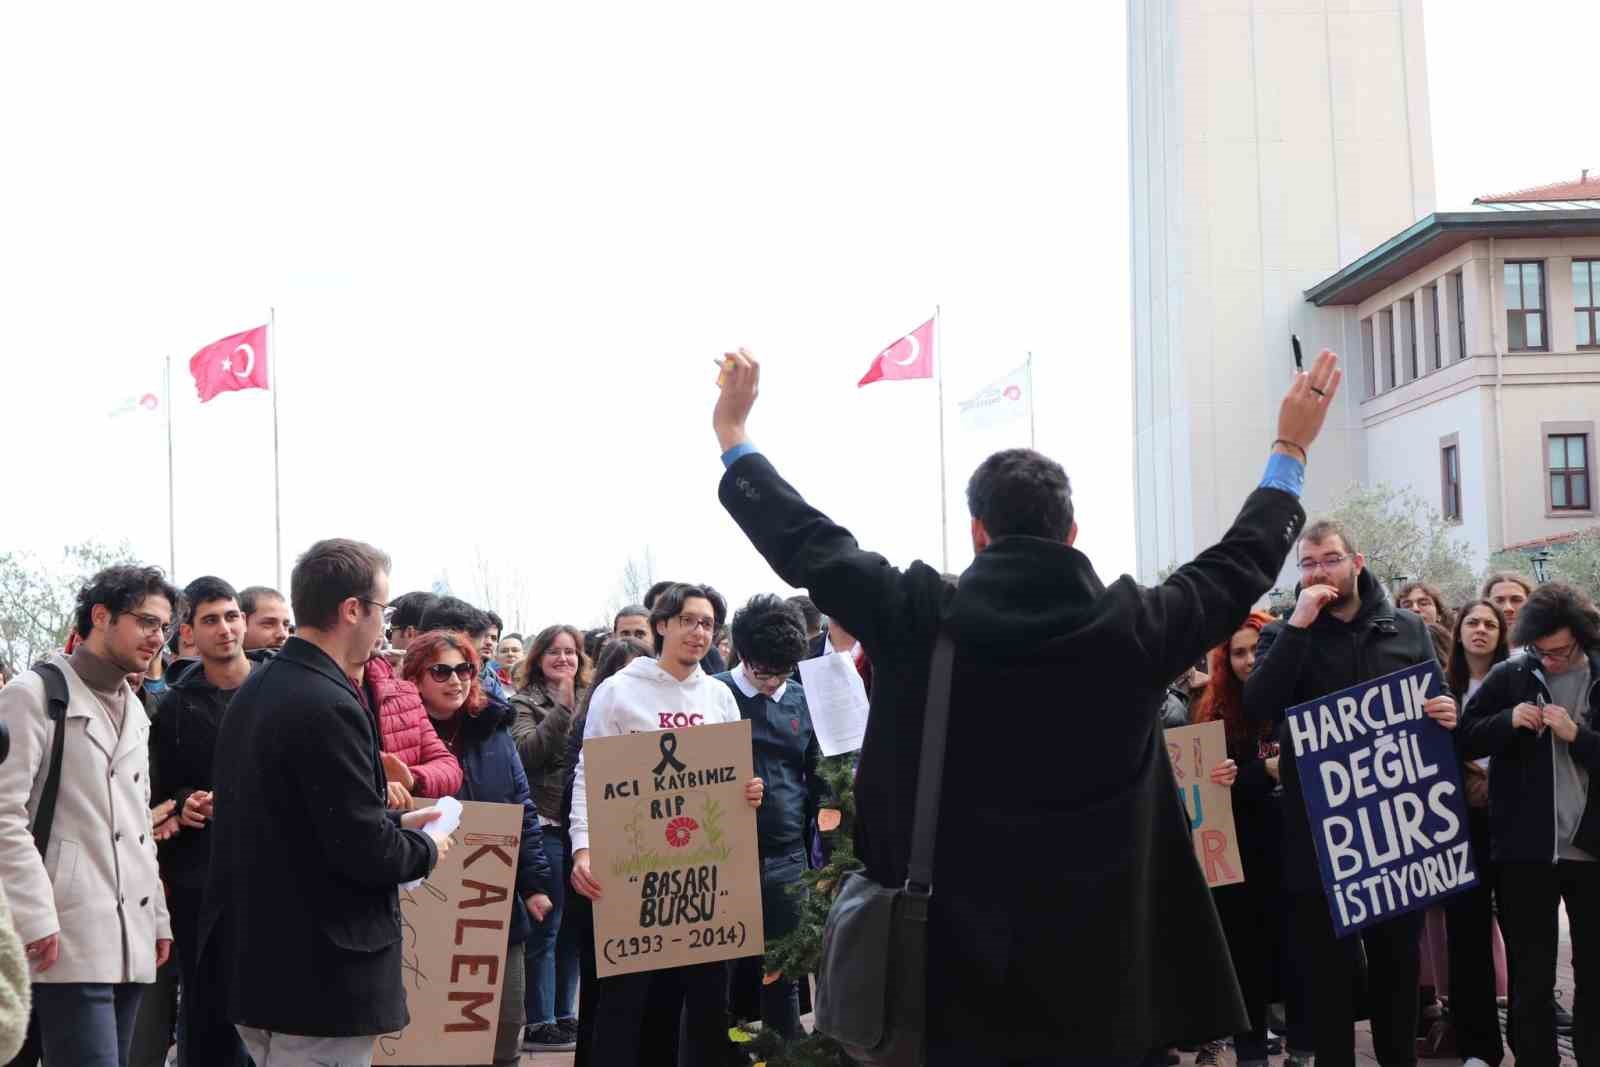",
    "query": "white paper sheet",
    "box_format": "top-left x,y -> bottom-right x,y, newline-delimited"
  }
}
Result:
797,652 -> 870,757
401,794 -> 463,889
